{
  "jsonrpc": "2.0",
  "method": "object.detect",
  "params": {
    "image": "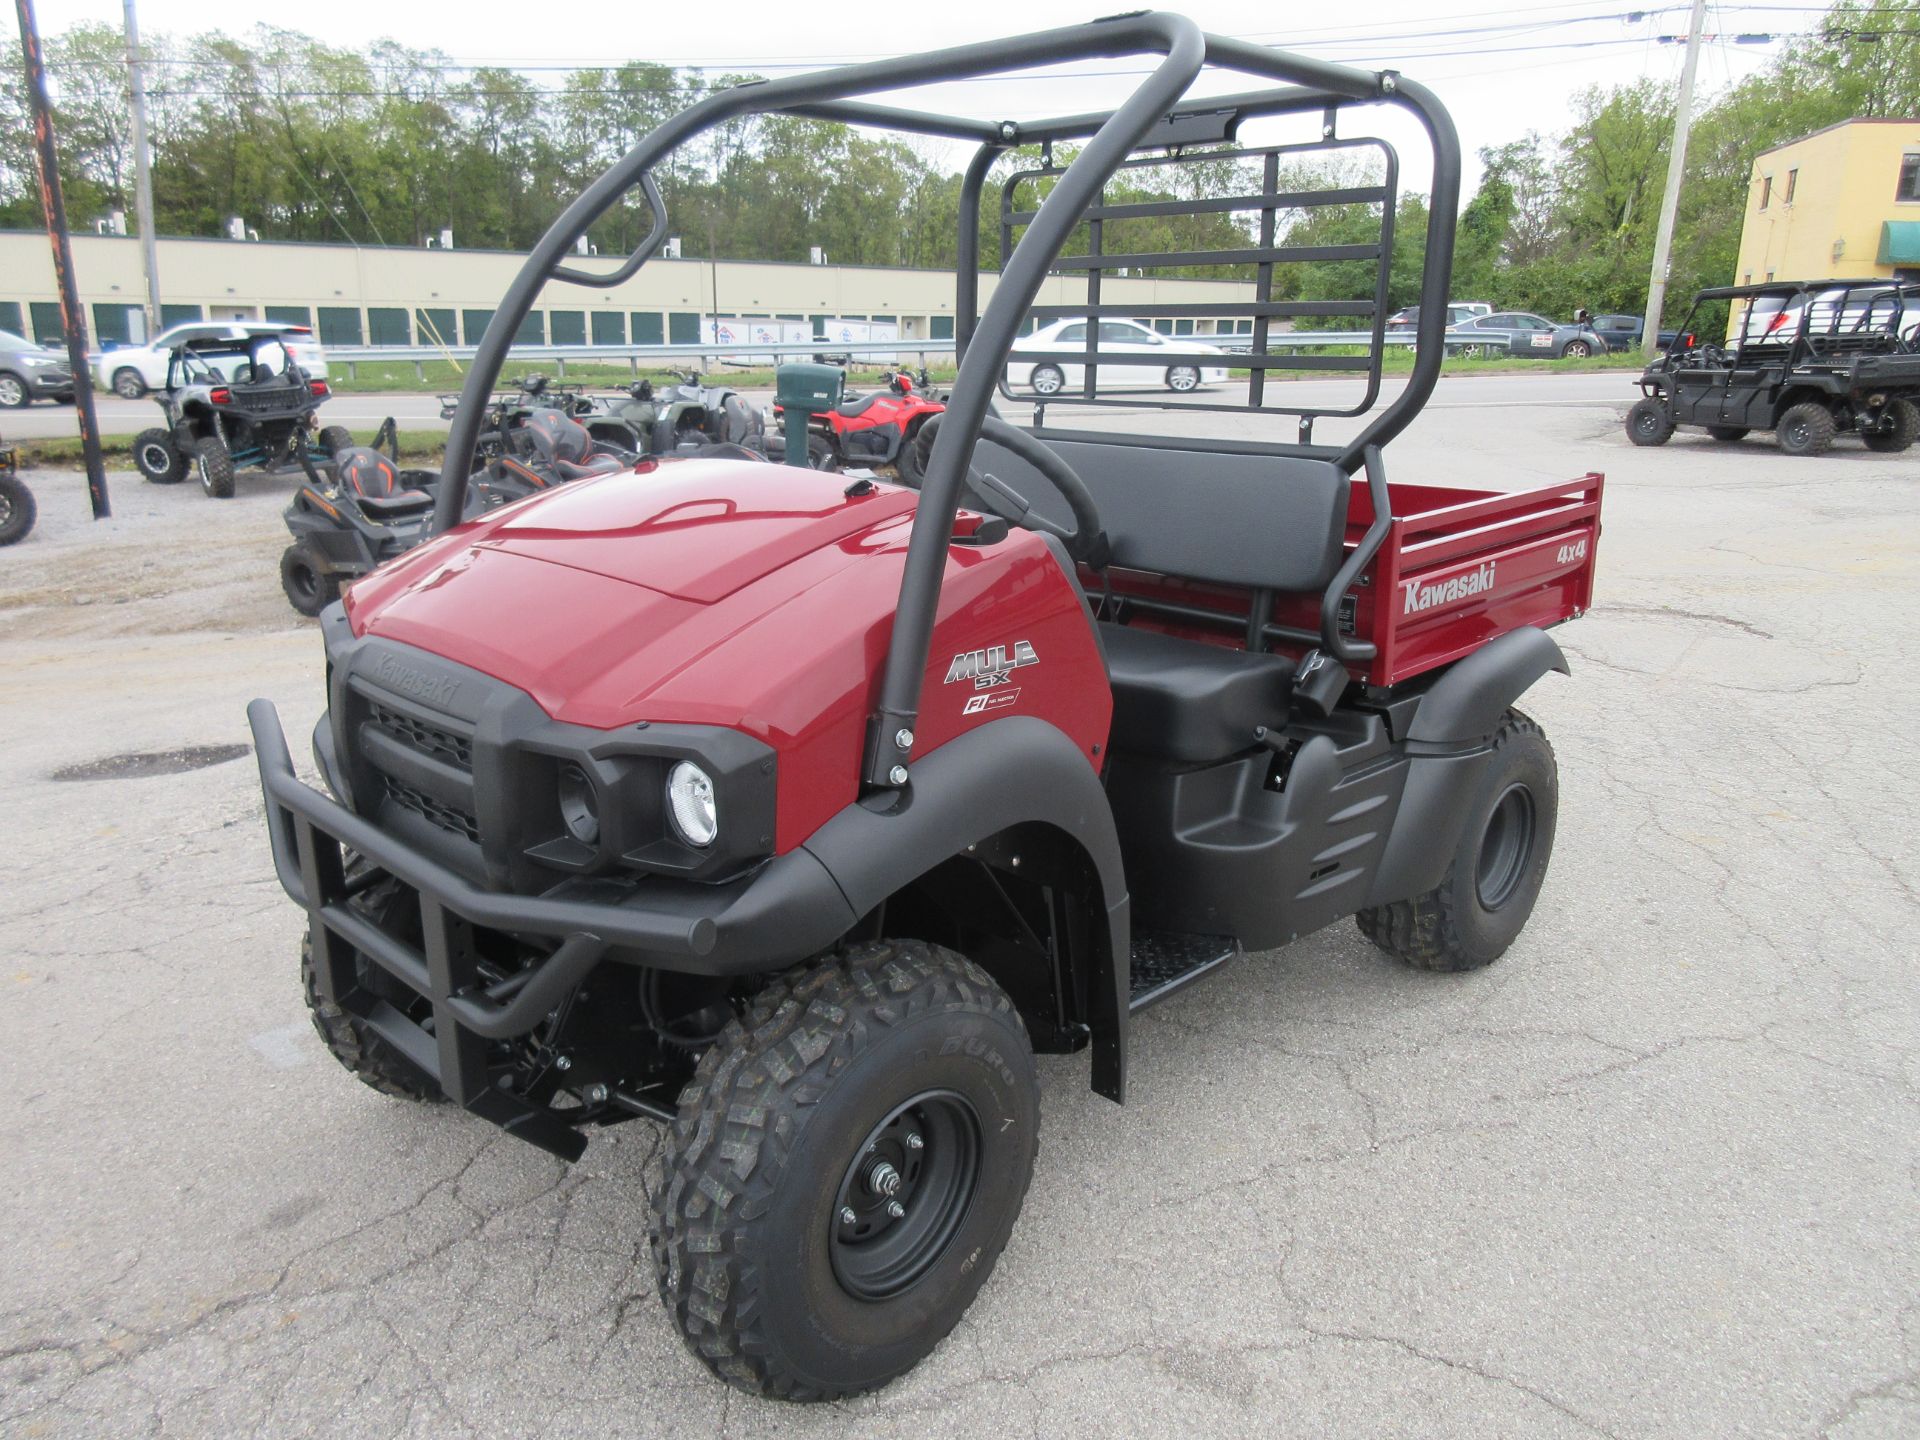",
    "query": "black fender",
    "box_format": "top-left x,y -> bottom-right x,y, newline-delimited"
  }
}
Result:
800,715 -> 1132,1101
1406,626 -> 1567,744
1367,627 -> 1567,906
